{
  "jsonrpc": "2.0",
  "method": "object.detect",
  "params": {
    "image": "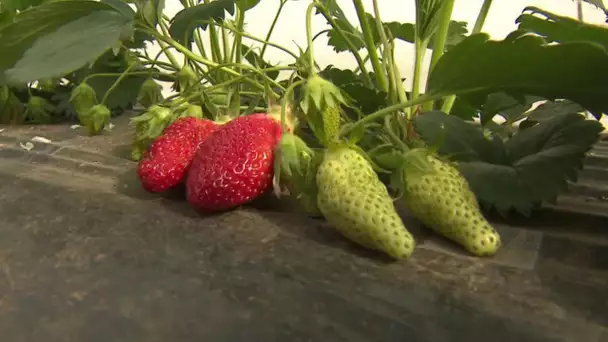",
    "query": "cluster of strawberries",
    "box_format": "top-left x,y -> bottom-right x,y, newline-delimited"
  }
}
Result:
137,114 -> 284,211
